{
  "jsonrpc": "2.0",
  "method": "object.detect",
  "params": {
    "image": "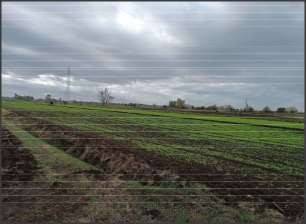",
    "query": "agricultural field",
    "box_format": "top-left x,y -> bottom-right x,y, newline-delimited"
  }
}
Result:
2,100 -> 304,224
